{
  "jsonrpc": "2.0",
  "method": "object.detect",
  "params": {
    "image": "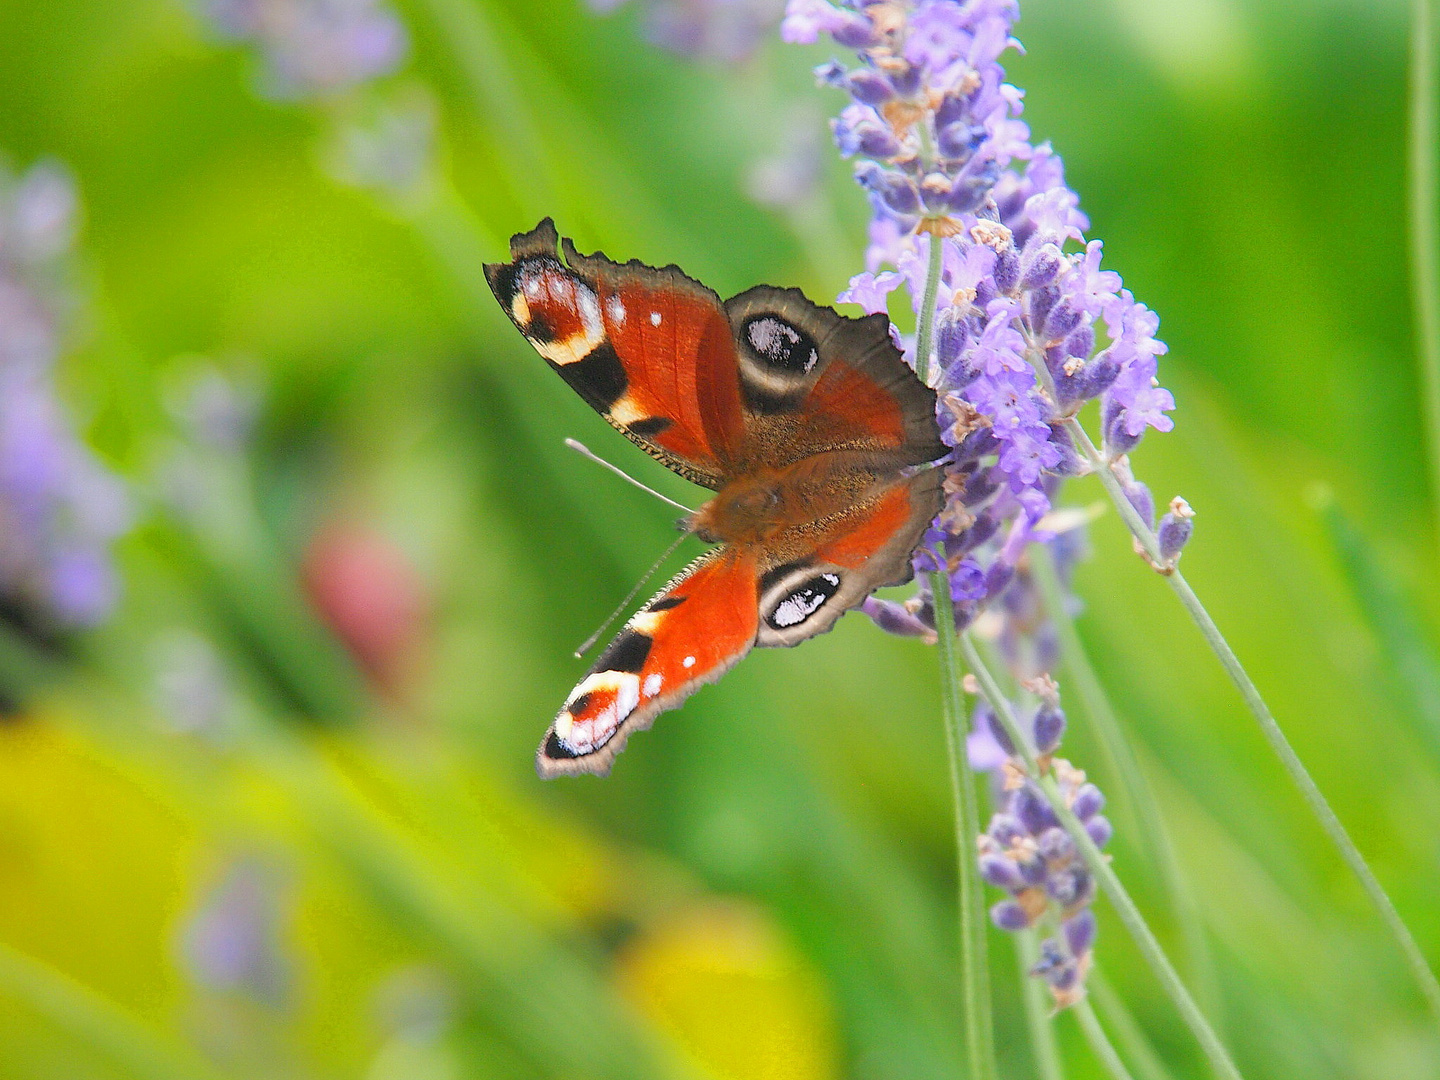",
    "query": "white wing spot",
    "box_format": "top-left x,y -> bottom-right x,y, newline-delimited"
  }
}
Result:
650,311 -> 662,327
576,287 -> 603,340
682,655 -> 695,668
643,673 -> 662,697
606,295 -> 626,326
